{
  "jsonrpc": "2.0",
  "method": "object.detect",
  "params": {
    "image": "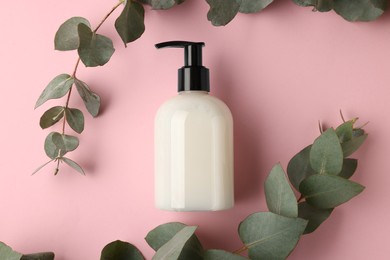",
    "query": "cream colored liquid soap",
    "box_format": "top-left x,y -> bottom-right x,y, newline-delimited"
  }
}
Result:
154,41 -> 234,211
